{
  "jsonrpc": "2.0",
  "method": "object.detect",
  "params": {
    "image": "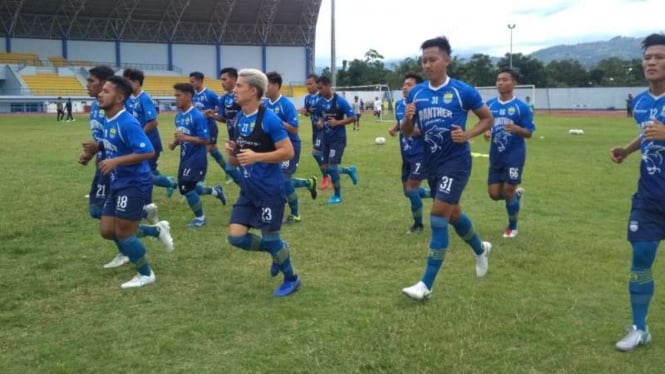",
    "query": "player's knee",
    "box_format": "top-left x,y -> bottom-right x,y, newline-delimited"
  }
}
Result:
228,235 -> 246,248
488,188 -> 503,200
179,181 -> 197,195
100,226 -> 115,240
88,205 -> 102,220
404,188 -> 419,199
503,185 -> 517,200
631,241 -> 659,269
